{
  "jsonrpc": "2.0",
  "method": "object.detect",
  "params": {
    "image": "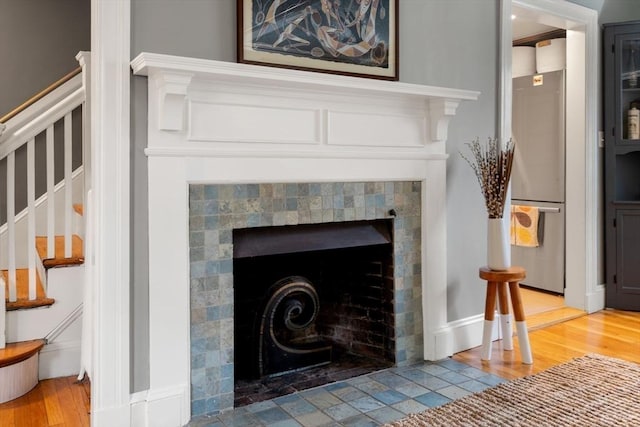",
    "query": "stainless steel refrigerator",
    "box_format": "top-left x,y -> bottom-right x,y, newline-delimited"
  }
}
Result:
511,69 -> 565,294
